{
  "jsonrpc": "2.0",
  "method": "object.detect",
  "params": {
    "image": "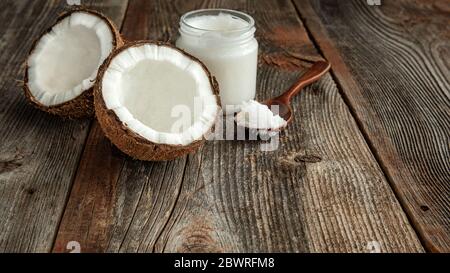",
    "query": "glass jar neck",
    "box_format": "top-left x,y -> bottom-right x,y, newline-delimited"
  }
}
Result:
179,9 -> 256,46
